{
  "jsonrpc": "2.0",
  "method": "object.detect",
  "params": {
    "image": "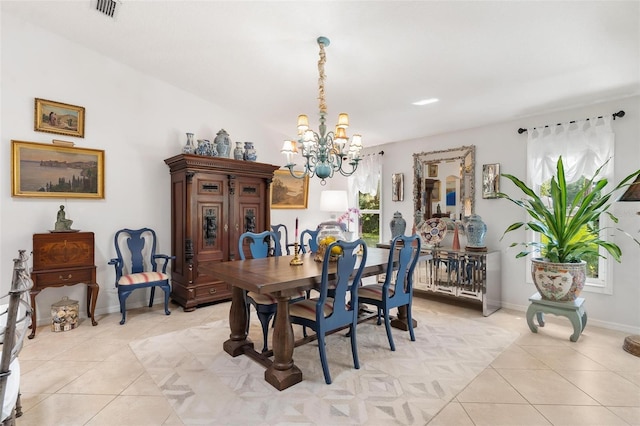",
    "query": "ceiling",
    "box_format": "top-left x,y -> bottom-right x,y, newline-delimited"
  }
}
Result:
3,1 -> 639,147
